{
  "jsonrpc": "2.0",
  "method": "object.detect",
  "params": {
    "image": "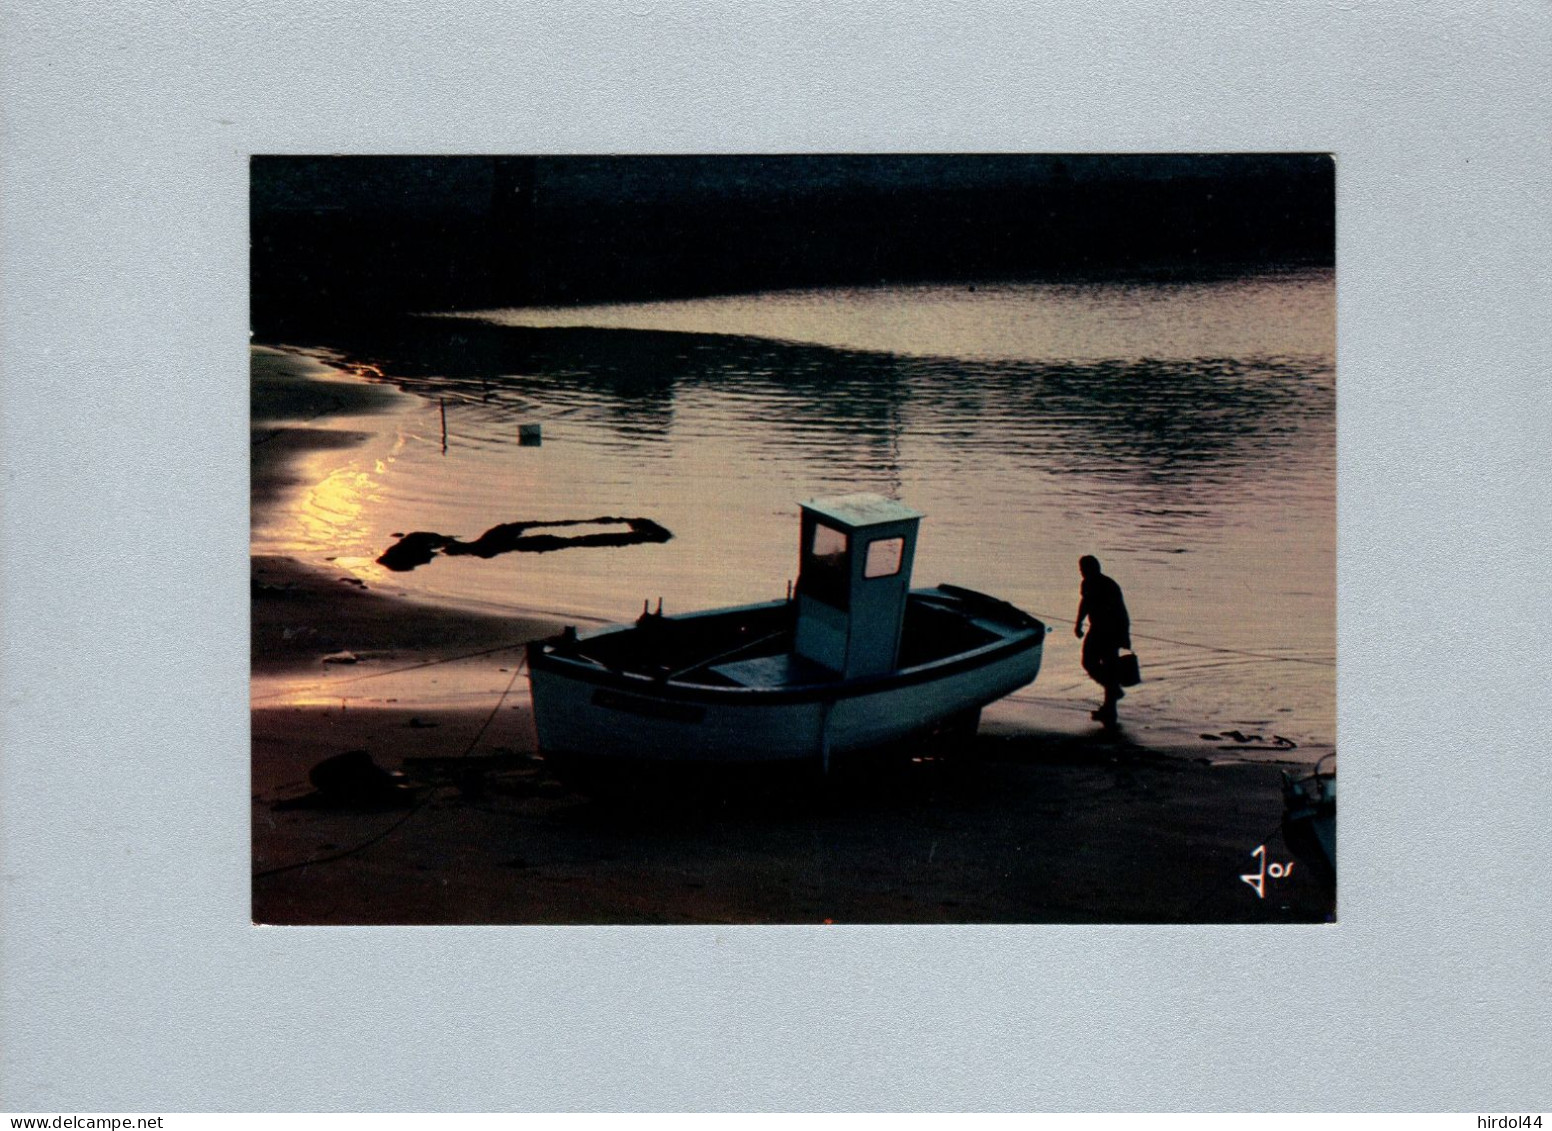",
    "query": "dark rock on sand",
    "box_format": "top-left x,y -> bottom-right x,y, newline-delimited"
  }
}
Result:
281,749 -> 418,810
376,516 -> 673,572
